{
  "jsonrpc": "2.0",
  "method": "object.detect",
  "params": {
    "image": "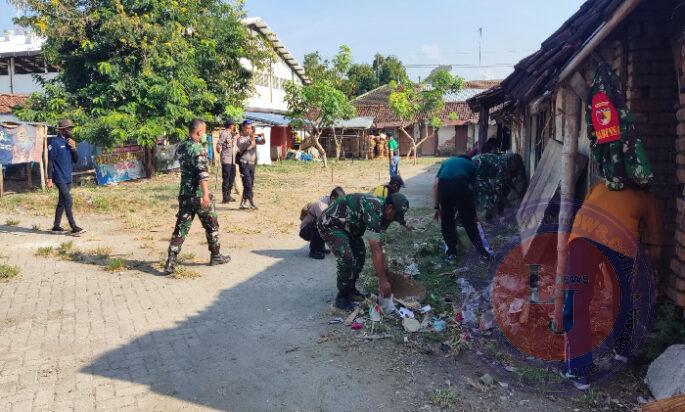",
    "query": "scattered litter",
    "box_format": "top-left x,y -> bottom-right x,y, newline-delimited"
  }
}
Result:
504,366 -> 516,372
404,262 -> 420,277
344,307 -> 361,326
285,346 -> 300,354
395,297 -> 422,310
637,396 -> 649,404
398,307 -> 415,319
445,379 -> 451,387
454,312 -> 464,323
388,271 -> 427,301
354,317 -> 365,324
432,317 -> 446,332
402,317 -> 421,333
479,311 -> 494,331
403,336 -> 409,343
498,382 -> 509,389
351,322 -> 363,330
379,296 -> 397,315
328,318 -> 344,325
420,305 -> 432,314
355,334 -> 392,341
480,373 -> 494,386
369,303 -> 383,322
